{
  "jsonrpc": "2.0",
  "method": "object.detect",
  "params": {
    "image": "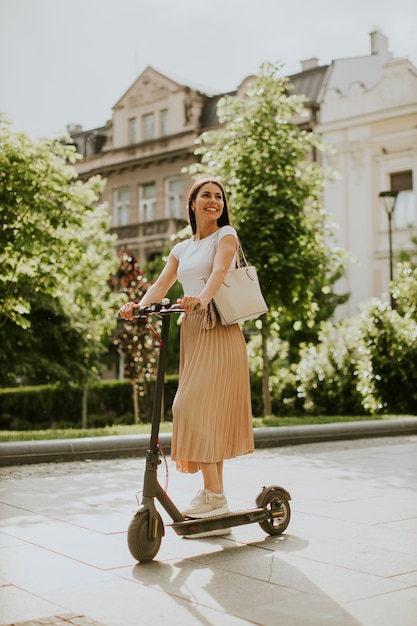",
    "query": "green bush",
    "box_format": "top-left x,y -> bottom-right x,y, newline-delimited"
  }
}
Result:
263,266 -> 417,417
295,319 -> 366,416
247,331 -> 298,416
291,297 -> 417,416
0,378 -> 180,430
270,365 -> 305,416
356,300 -> 417,414
0,385 -> 83,429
